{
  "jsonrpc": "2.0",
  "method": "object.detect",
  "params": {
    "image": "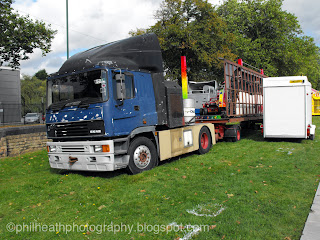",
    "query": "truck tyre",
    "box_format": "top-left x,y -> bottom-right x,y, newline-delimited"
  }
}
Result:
310,134 -> 315,140
232,128 -> 241,142
225,125 -> 241,142
198,127 -> 212,154
127,137 -> 158,175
